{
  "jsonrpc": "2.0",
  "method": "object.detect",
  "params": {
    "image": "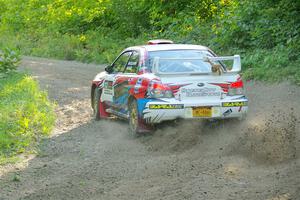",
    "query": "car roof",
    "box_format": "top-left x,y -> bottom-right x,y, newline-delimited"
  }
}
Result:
125,44 -> 210,52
